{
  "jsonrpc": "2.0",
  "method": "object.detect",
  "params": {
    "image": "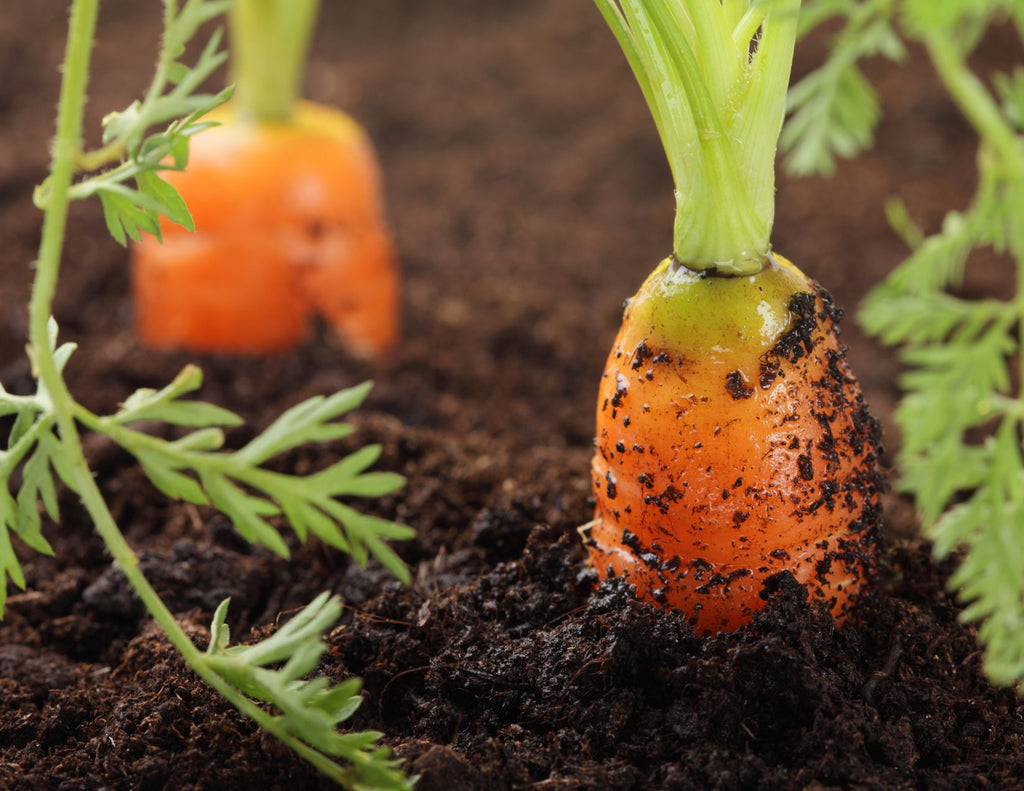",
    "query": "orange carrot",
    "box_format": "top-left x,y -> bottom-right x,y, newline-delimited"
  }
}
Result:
586,255 -> 882,634
131,1 -> 398,356
584,1 -> 883,635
